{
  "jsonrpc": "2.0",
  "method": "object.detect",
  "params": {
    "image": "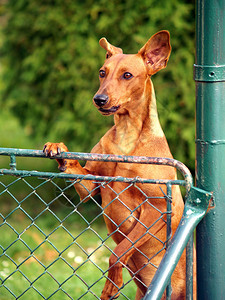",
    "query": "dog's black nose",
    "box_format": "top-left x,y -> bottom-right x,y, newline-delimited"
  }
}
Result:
94,94 -> 109,107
